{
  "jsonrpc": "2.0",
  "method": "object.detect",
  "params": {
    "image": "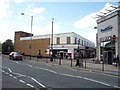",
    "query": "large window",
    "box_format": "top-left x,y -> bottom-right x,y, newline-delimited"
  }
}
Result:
57,37 -> 60,44
82,40 -> 83,45
78,39 -> 80,45
75,37 -> 77,44
67,37 -> 71,44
